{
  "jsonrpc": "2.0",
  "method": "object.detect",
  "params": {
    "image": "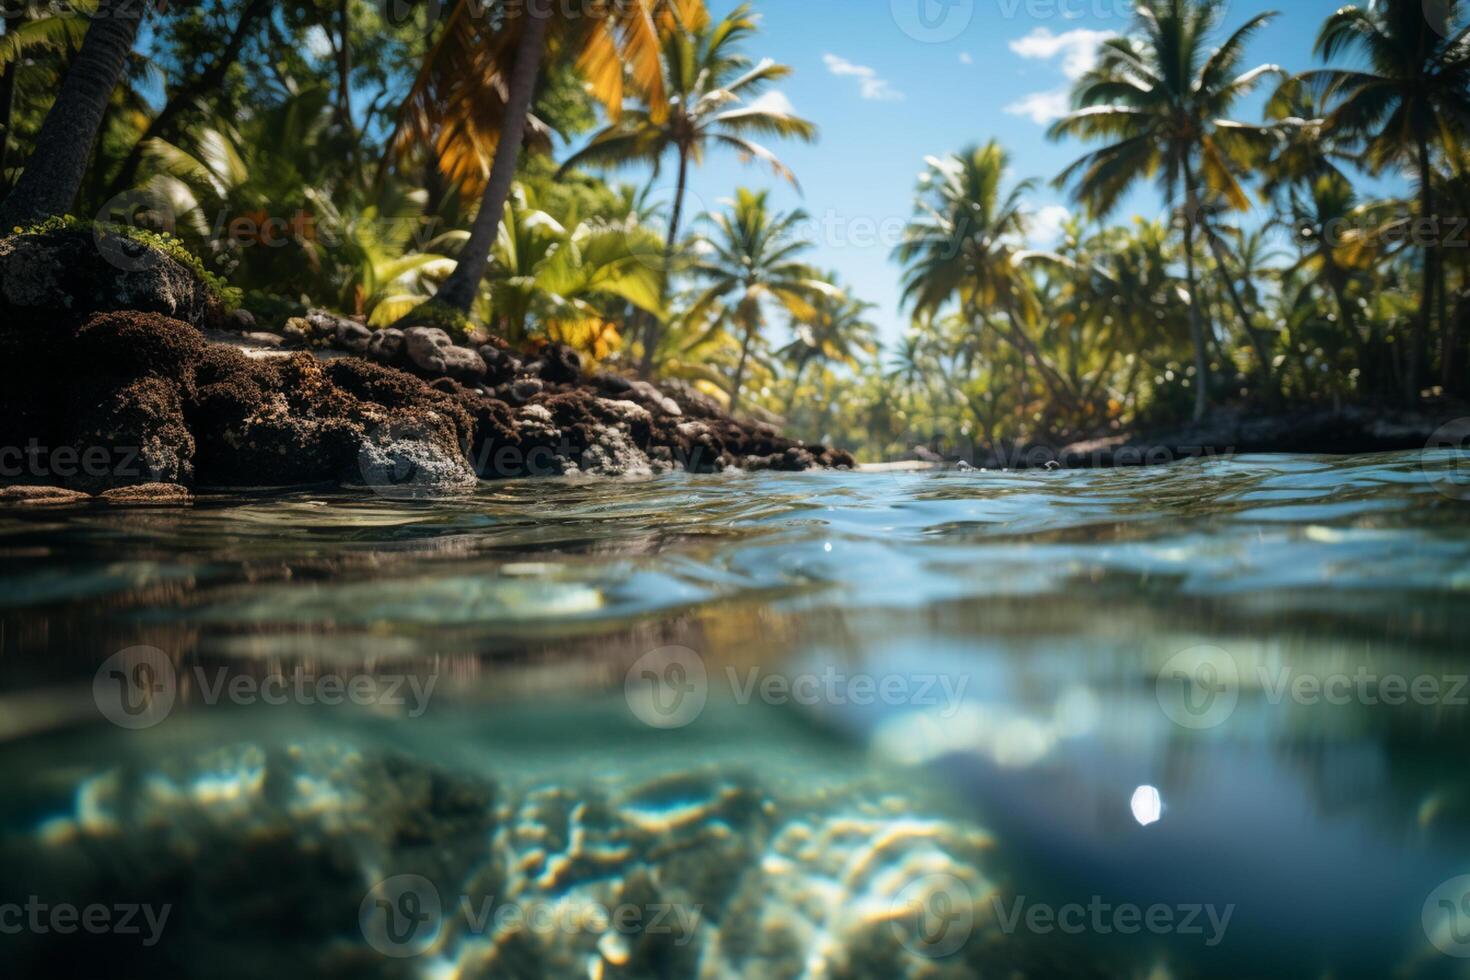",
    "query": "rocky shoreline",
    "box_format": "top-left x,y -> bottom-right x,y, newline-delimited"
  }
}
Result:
0,228 -> 854,501
901,405 -> 1469,472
